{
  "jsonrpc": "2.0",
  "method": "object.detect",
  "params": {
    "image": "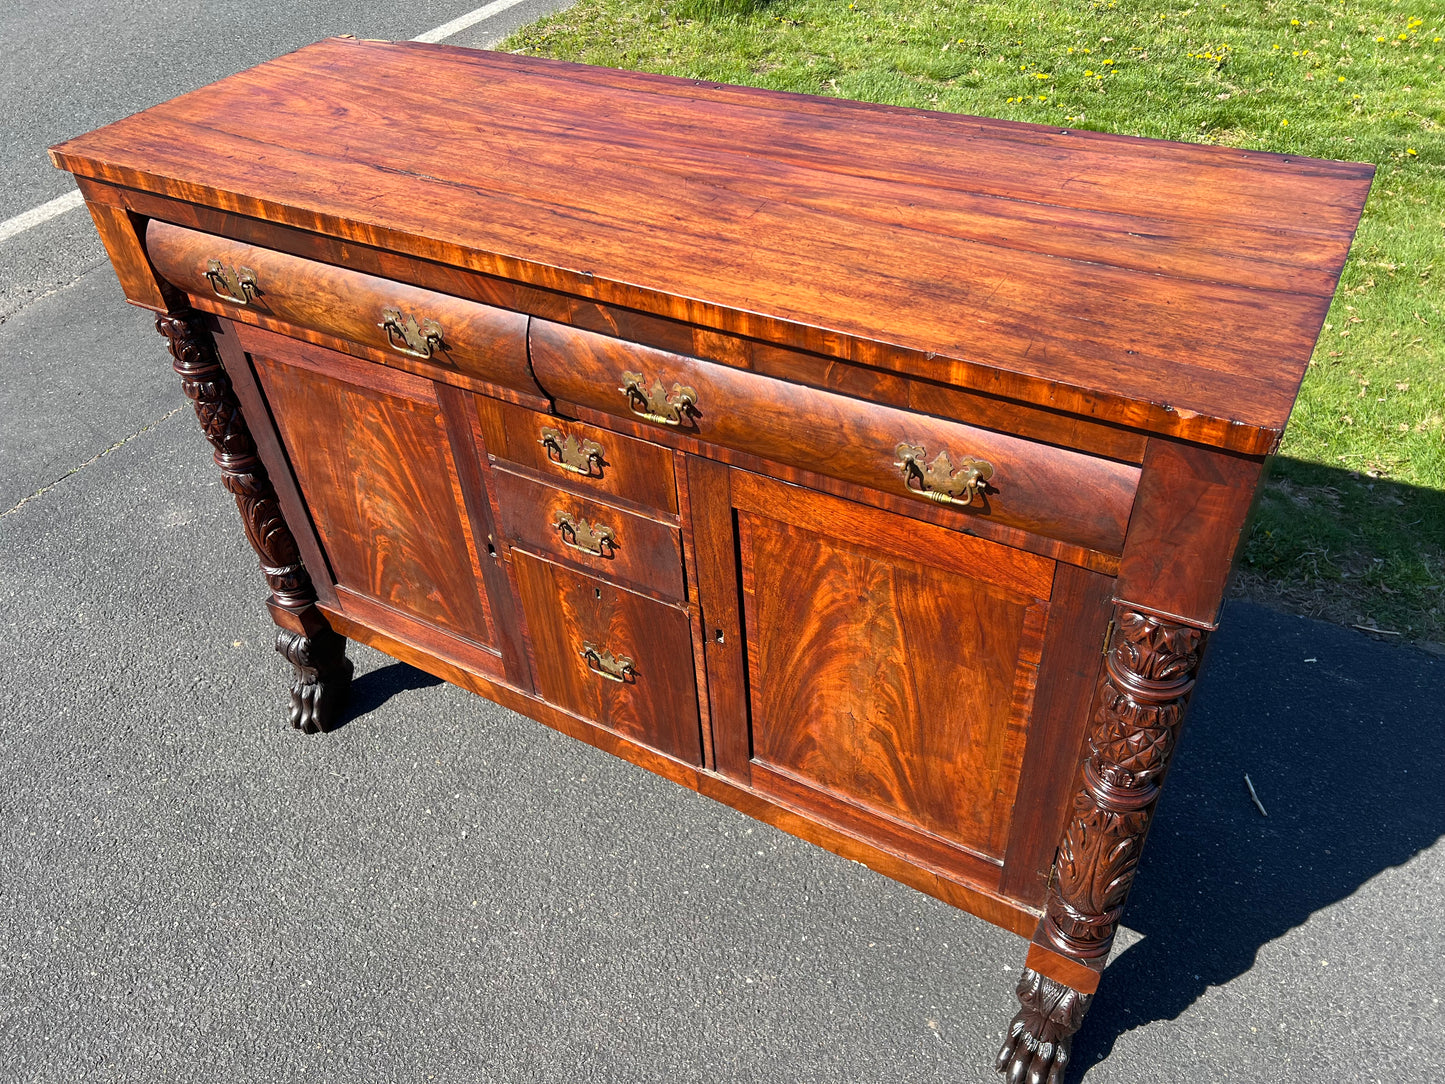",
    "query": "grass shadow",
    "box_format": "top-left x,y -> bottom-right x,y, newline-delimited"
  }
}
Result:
1236,458 -> 1445,644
